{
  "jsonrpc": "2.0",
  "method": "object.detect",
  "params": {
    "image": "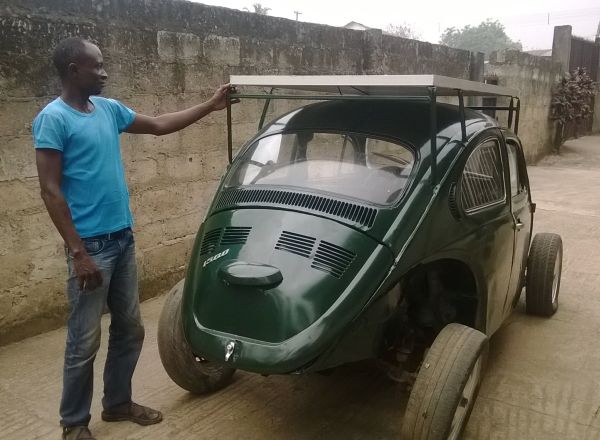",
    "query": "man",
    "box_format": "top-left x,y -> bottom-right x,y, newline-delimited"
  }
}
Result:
33,37 -> 231,440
